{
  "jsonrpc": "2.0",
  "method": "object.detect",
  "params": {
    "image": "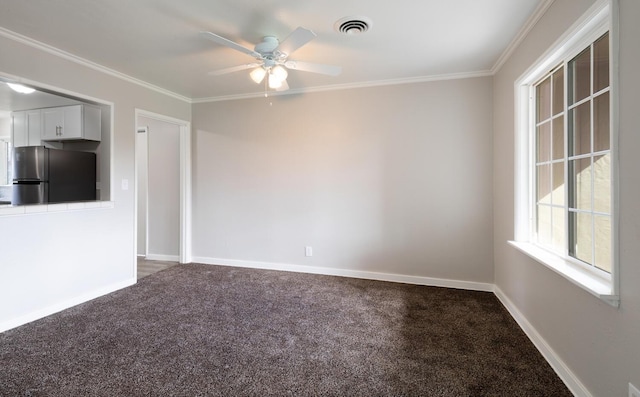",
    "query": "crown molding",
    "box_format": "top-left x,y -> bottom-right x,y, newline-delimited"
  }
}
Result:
0,27 -> 191,104
491,0 -> 556,74
191,70 -> 493,104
